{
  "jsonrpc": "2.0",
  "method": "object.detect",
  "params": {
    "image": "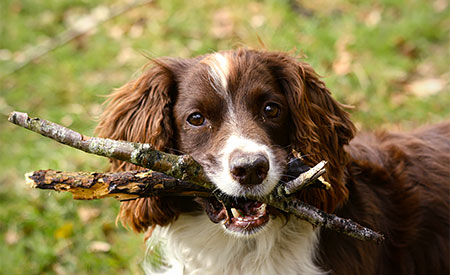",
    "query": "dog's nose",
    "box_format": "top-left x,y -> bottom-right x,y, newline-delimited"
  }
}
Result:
229,152 -> 269,186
